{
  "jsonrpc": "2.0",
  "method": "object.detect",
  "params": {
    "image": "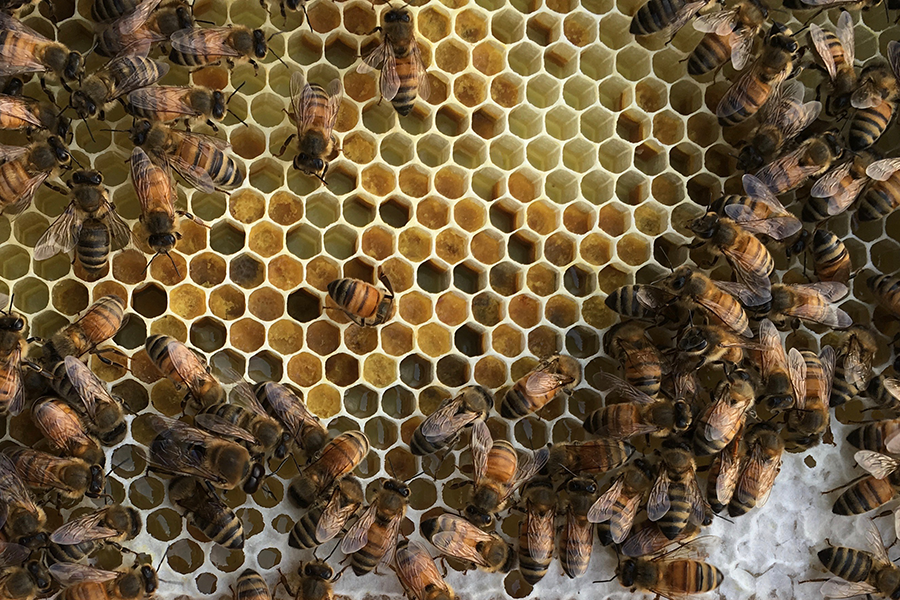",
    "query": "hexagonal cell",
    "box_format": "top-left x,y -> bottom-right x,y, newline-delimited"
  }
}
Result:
563,264 -> 596,297
489,262 -> 523,296
564,11 -> 597,46
247,222 -> 283,259
249,158 -> 286,194
705,144 -> 736,178
653,110 -> 686,145
435,39 -> 470,74
634,140 -> 667,175
453,262 -> 485,294
417,133 -> 451,167
324,224 -> 358,260
399,291 -> 433,325
361,100 -> 396,135
617,233 -> 652,266
399,227 -> 433,262
209,222 -> 245,255
581,106 -> 614,144
452,135 -> 488,170
544,43 -> 578,79
190,317 -> 226,353
509,41 -> 542,76
286,224 -> 322,260
526,200 -> 561,236
545,105 -> 578,141
508,231 -> 539,265
616,170 -> 650,206
526,136 -> 561,171
562,138 -> 597,174
599,138 -> 632,174
419,4 -> 452,41
380,132 -> 415,167
653,172 -> 687,206
526,74 -> 560,109
491,73 -> 523,108
435,229 -> 468,265
380,197 -> 413,228
417,260 -> 451,294
473,40 -> 505,76
286,288 -> 321,323
492,8 -> 525,43
228,254 -> 265,289
670,142 -> 703,176
435,104 -> 470,137
132,283 -> 167,318
544,232 -> 576,267
399,354 -> 434,388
